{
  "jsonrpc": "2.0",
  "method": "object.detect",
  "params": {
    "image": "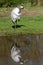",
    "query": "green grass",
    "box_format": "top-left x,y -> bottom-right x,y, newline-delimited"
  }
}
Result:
25,6 -> 43,11
0,6 -> 43,13
0,14 -> 43,35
